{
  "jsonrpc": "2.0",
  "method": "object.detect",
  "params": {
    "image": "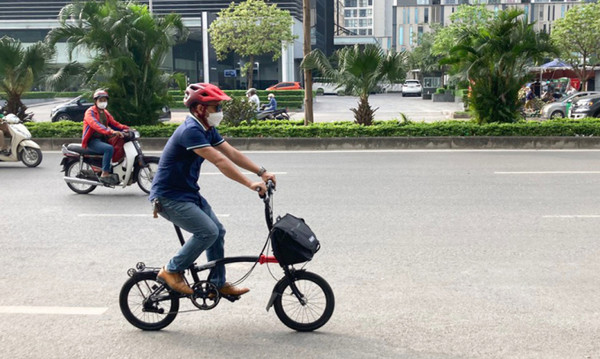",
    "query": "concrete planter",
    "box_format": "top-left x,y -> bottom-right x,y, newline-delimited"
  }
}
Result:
432,93 -> 455,102
34,136 -> 600,151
